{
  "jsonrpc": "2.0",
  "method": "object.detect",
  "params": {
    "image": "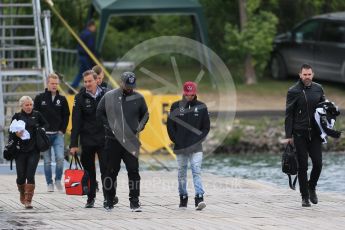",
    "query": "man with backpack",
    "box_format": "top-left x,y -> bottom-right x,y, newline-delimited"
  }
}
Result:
285,64 -> 325,207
